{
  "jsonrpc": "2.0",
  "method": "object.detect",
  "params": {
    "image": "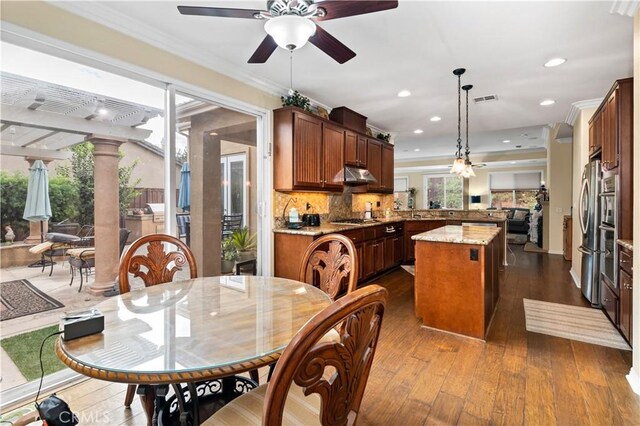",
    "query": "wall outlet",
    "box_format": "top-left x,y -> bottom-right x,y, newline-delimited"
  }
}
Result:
555,207 -> 563,213
488,212 -> 494,217
449,211 -> 454,216
376,201 -> 381,207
